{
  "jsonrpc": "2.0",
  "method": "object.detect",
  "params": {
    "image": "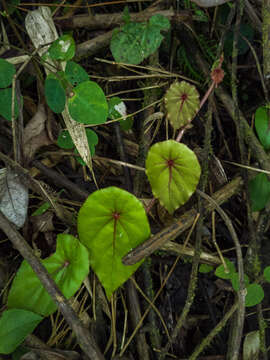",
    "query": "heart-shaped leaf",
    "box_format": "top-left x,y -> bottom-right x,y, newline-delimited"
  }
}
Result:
65,61 -> 89,86
48,34 -> 75,61
164,81 -> 200,130
215,258 -> 236,280
0,88 -> 19,121
77,187 -> 150,299
110,14 -> 170,65
68,81 -> 108,125
249,173 -> 270,212
145,140 -> 201,214
0,309 -> 42,354
255,106 -> 270,150
57,129 -> 74,149
7,234 -> 89,316
0,58 -> 15,88
45,74 -> 66,114
245,283 -> 264,307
